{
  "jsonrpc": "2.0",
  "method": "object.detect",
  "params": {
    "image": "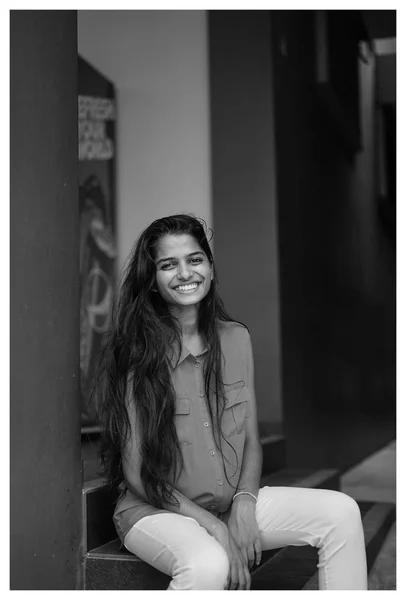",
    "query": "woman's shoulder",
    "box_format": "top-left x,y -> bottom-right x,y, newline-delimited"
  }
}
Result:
217,319 -> 250,343
217,320 -> 252,369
